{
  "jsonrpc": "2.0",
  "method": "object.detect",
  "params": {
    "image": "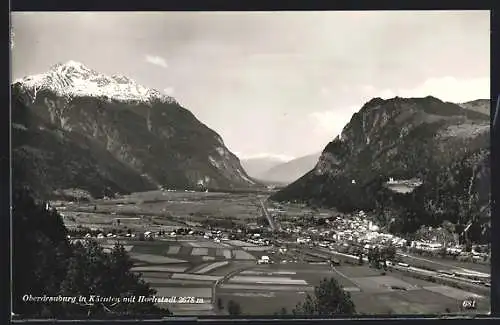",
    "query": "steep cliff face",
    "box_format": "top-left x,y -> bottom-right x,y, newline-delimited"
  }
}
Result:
272,96 -> 490,239
12,61 -> 254,199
